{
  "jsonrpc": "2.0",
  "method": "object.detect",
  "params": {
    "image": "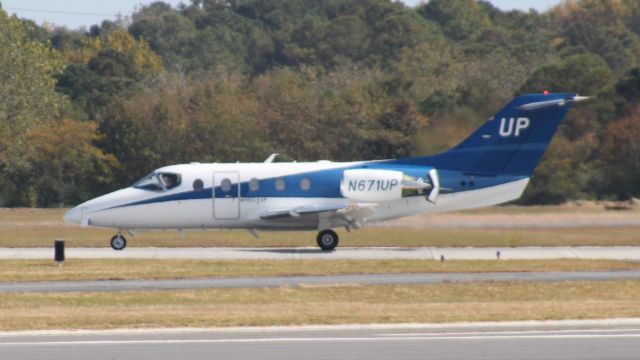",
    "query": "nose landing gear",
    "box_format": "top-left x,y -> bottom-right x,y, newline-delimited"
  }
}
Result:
316,229 -> 339,251
110,234 -> 127,251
